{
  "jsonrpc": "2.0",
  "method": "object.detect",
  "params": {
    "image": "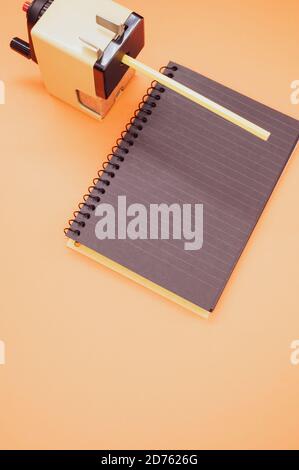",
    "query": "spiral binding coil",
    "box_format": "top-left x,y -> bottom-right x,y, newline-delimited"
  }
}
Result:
64,64 -> 179,238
